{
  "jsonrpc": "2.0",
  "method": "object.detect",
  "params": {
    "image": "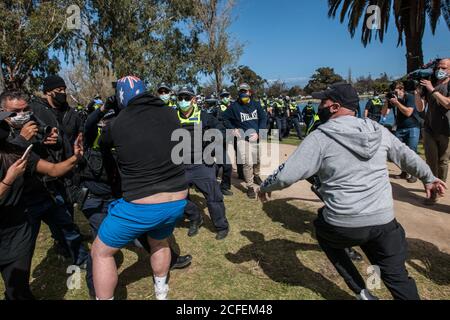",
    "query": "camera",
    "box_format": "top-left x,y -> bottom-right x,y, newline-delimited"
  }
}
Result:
29,115 -> 52,140
386,92 -> 397,100
404,58 -> 441,92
